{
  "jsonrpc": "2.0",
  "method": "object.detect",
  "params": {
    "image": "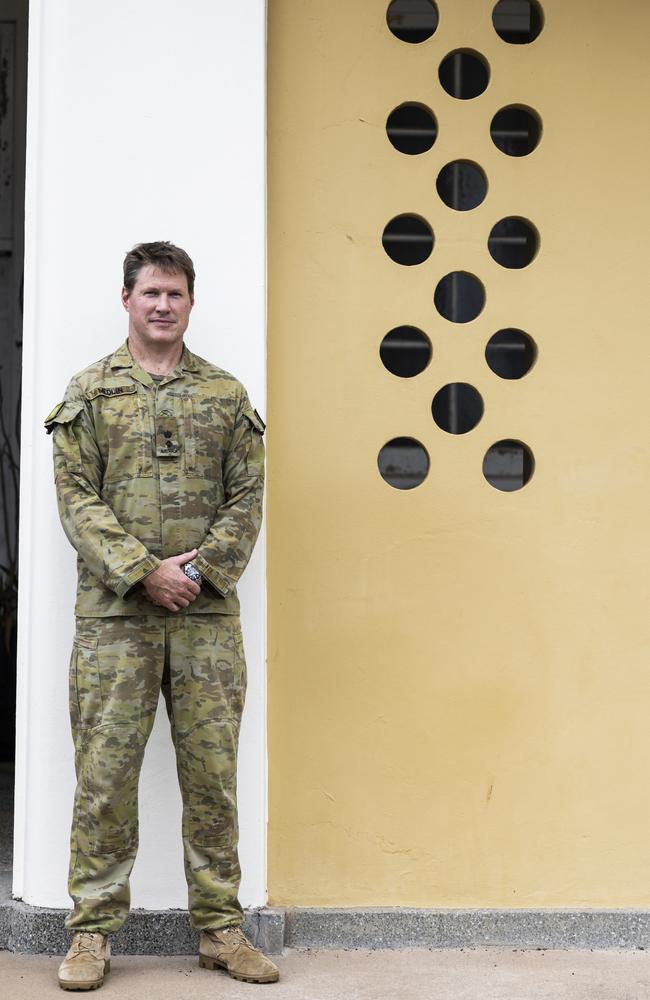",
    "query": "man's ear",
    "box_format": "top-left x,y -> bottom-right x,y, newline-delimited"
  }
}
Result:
121,287 -> 130,311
